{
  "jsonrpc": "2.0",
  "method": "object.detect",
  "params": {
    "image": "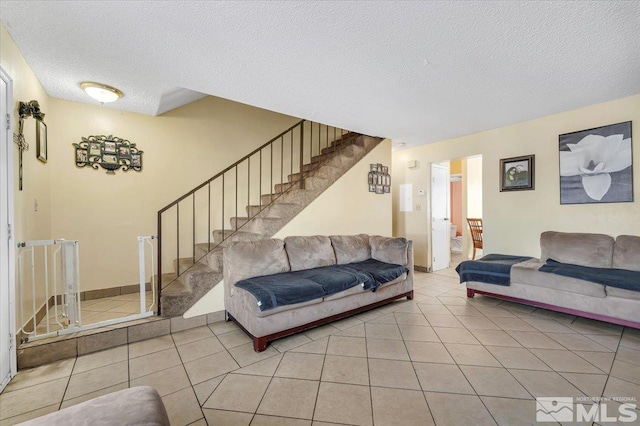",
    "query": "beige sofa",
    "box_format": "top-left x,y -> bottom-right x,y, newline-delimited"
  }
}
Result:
224,235 -> 414,351
466,231 -> 640,327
